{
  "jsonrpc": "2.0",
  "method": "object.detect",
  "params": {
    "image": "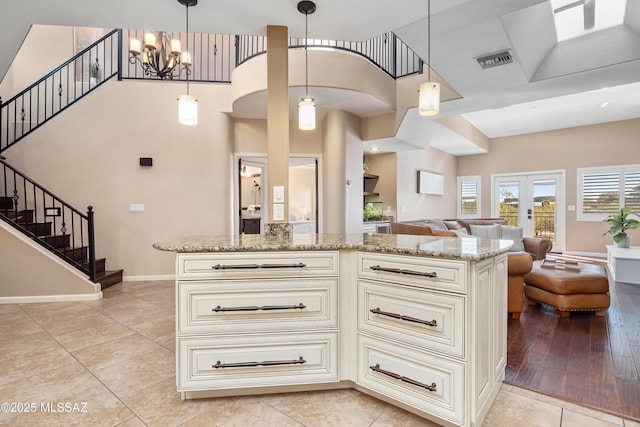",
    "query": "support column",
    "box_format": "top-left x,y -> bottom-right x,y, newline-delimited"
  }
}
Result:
266,25 -> 290,235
